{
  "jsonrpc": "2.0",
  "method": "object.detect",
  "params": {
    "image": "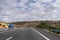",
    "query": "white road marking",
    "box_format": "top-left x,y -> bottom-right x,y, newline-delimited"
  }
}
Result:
22,30 -> 24,31
32,28 -> 50,40
6,37 -> 13,40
